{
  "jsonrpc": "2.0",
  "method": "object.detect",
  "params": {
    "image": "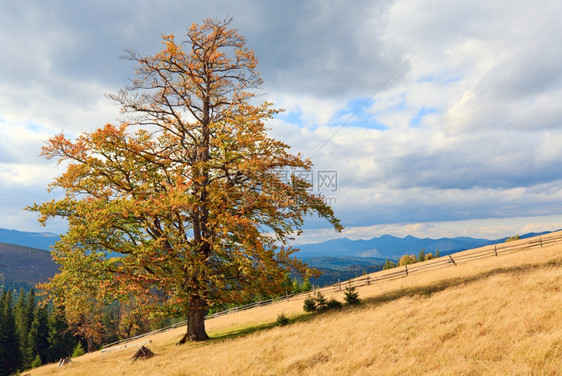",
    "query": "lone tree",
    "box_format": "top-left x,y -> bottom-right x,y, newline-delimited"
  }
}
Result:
28,18 -> 341,343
